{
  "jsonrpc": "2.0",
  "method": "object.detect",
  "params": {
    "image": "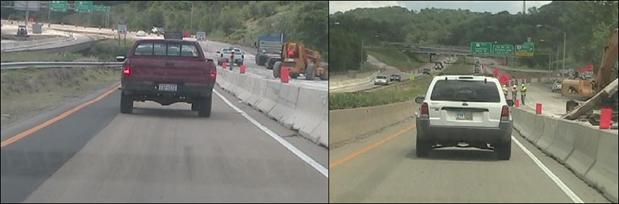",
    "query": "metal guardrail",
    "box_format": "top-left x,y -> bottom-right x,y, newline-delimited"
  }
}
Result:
0,61 -> 123,70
